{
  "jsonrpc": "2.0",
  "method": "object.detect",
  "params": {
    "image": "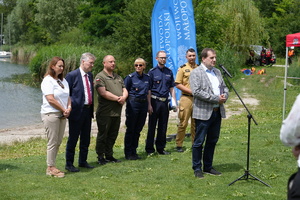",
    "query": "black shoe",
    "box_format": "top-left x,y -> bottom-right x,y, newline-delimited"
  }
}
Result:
158,150 -> 171,155
65,165 -> 80,172
79,163 -> 94,169
126,154 -> 142,160
106,156 -> 122,163
98,158 -> 108,165
126,155 -> 137,160
176,147 -> 184,152
194,170 -> 204,179
203,168 -> 222,176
